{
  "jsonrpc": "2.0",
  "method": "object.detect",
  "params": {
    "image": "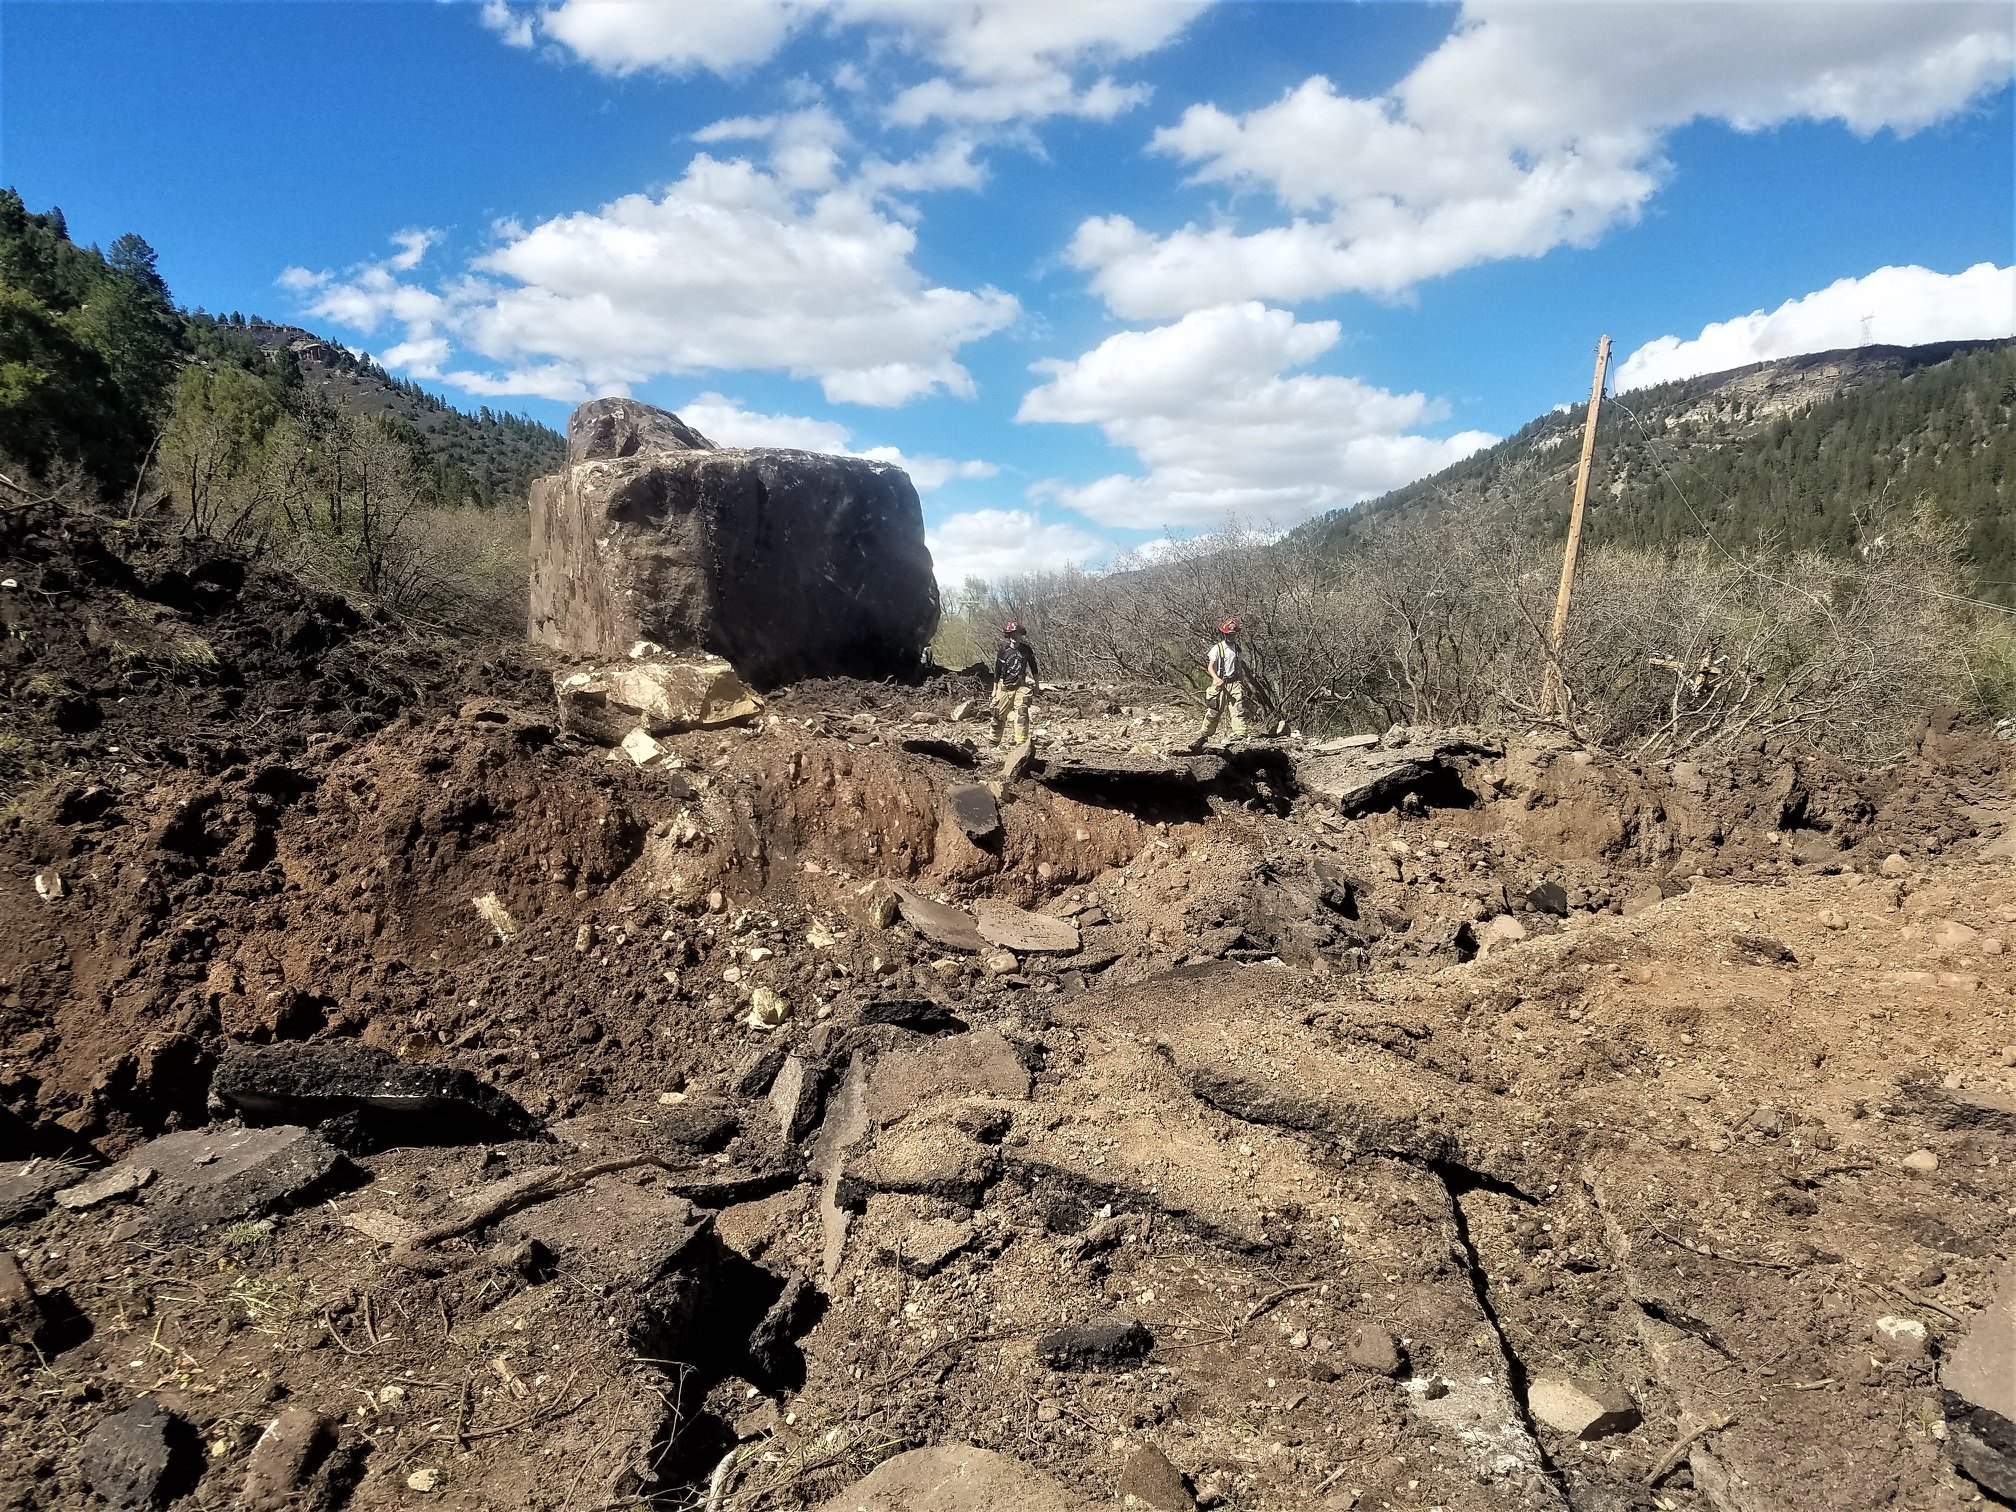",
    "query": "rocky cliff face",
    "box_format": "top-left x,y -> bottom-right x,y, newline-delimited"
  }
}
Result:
528,399 -> 940,685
